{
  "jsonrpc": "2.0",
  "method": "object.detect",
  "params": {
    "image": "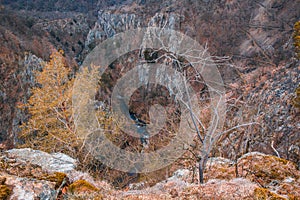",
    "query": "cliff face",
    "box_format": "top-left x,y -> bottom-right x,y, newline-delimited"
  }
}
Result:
85,10 -> 142,49
85,0 -> 299,66
84,9 -> 182,55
